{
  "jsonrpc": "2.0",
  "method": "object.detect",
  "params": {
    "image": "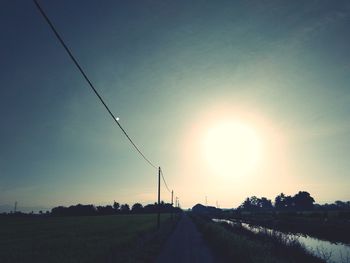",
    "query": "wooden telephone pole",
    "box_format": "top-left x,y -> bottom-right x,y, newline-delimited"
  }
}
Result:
171,190 -> 174,219
157,167 -> 161,229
